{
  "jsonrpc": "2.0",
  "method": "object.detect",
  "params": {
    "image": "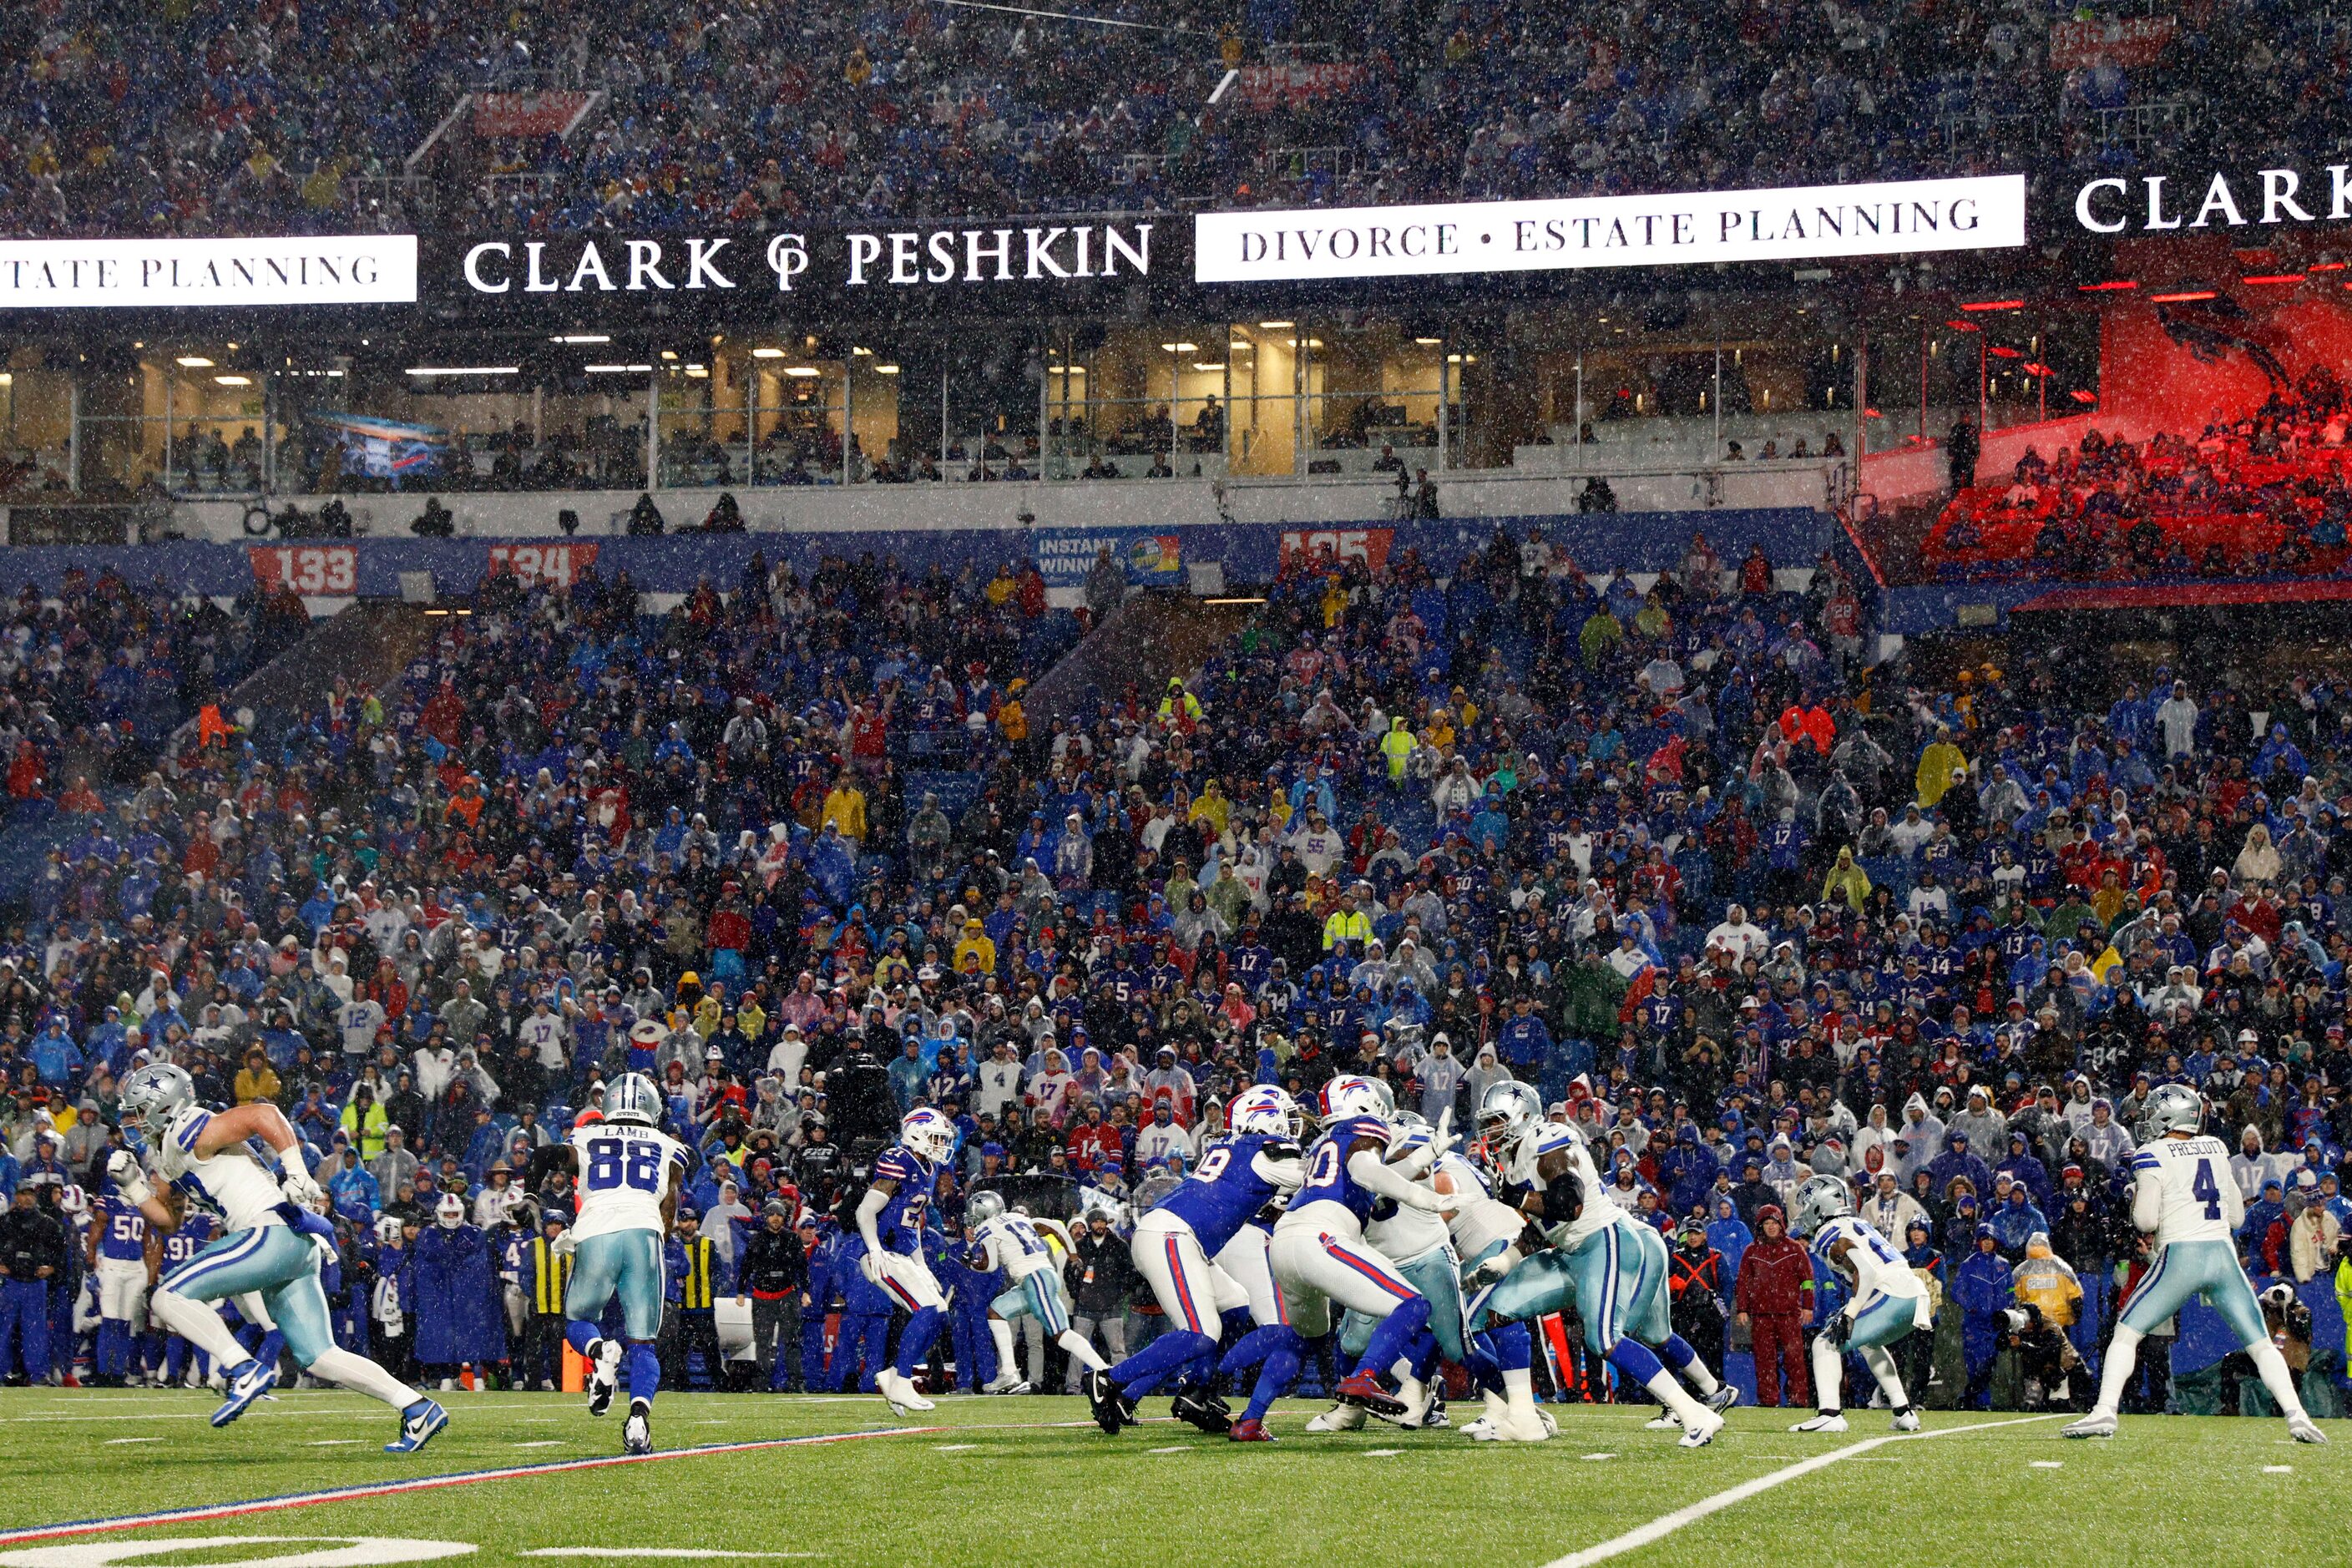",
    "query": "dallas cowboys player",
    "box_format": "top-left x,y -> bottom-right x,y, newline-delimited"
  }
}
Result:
964,1191 -> 1105,1393
1090,1083 -> 1306,1439
1468,1081 -> 1729,1447
855,1105 -> 957,1416
1784,1173 -> 1927,1433
1269,1076 -> 1454,1422
525,1071 -> 688,1454
111,1062 -> 446,1451
2064,1083 -> 2326,1443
